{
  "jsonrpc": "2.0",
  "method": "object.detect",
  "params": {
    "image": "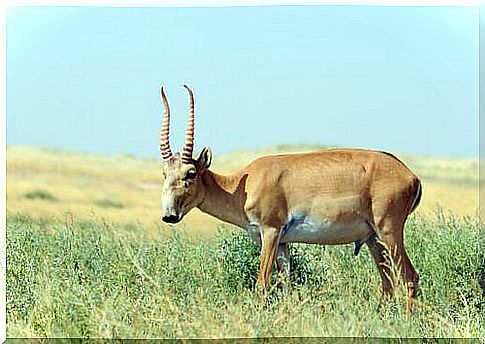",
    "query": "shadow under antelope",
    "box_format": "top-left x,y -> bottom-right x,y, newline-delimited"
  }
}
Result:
158,85 -> 422,314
